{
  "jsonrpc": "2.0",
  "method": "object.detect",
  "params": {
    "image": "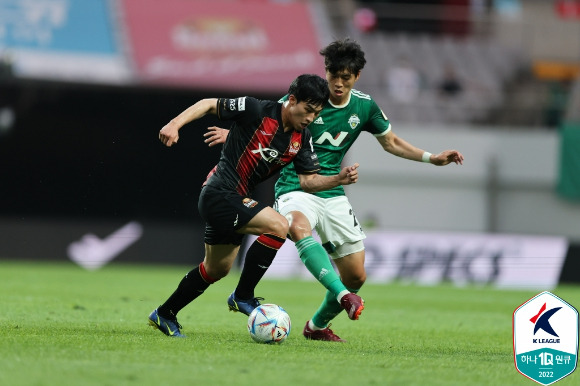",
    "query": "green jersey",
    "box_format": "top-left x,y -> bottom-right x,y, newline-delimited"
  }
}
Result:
275,89 -> 391,199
